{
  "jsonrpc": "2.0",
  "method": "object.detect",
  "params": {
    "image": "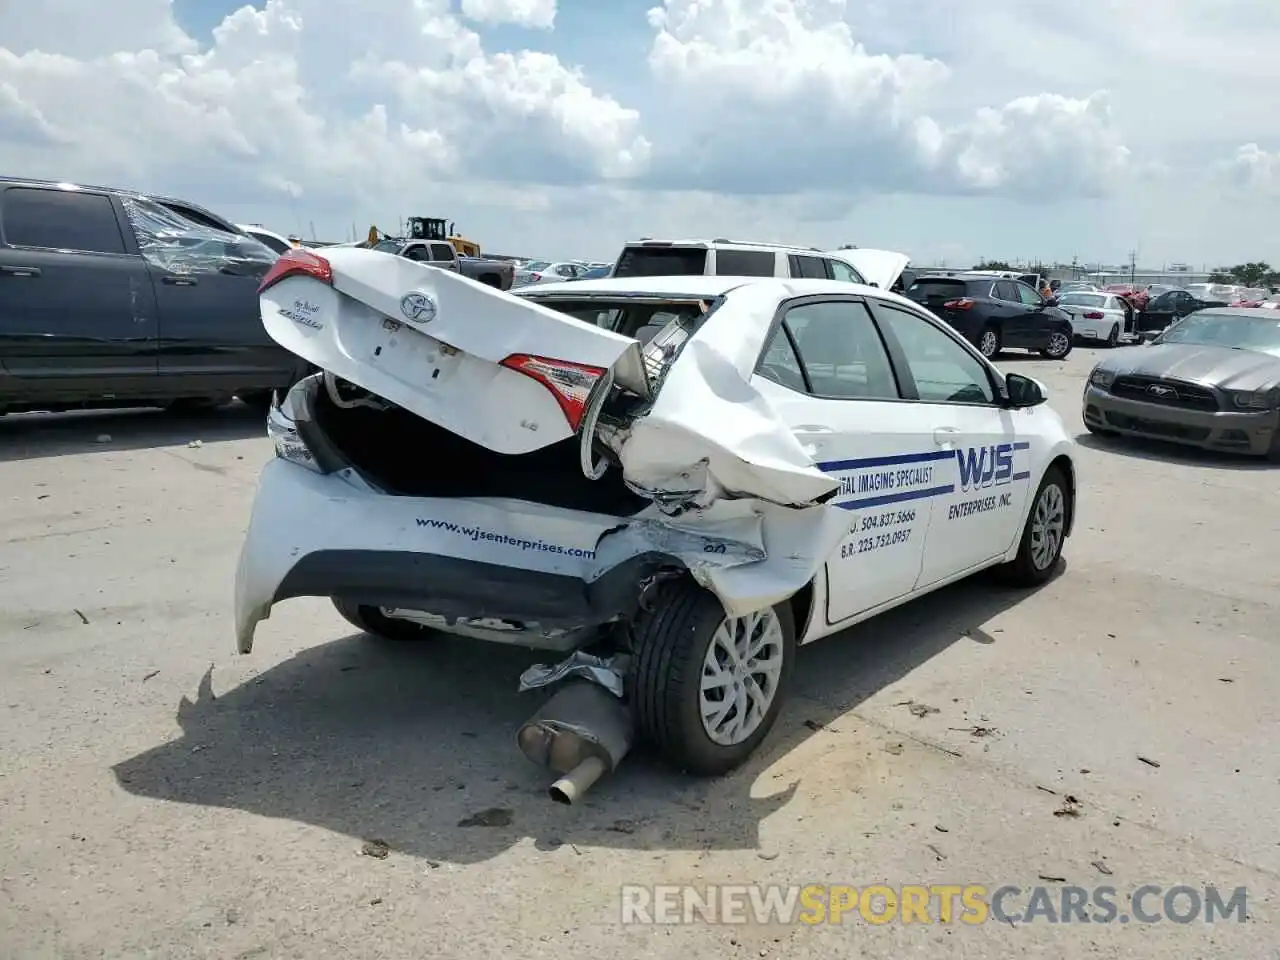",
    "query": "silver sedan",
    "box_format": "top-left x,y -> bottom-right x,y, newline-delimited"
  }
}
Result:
1083,308 -> 1280,459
